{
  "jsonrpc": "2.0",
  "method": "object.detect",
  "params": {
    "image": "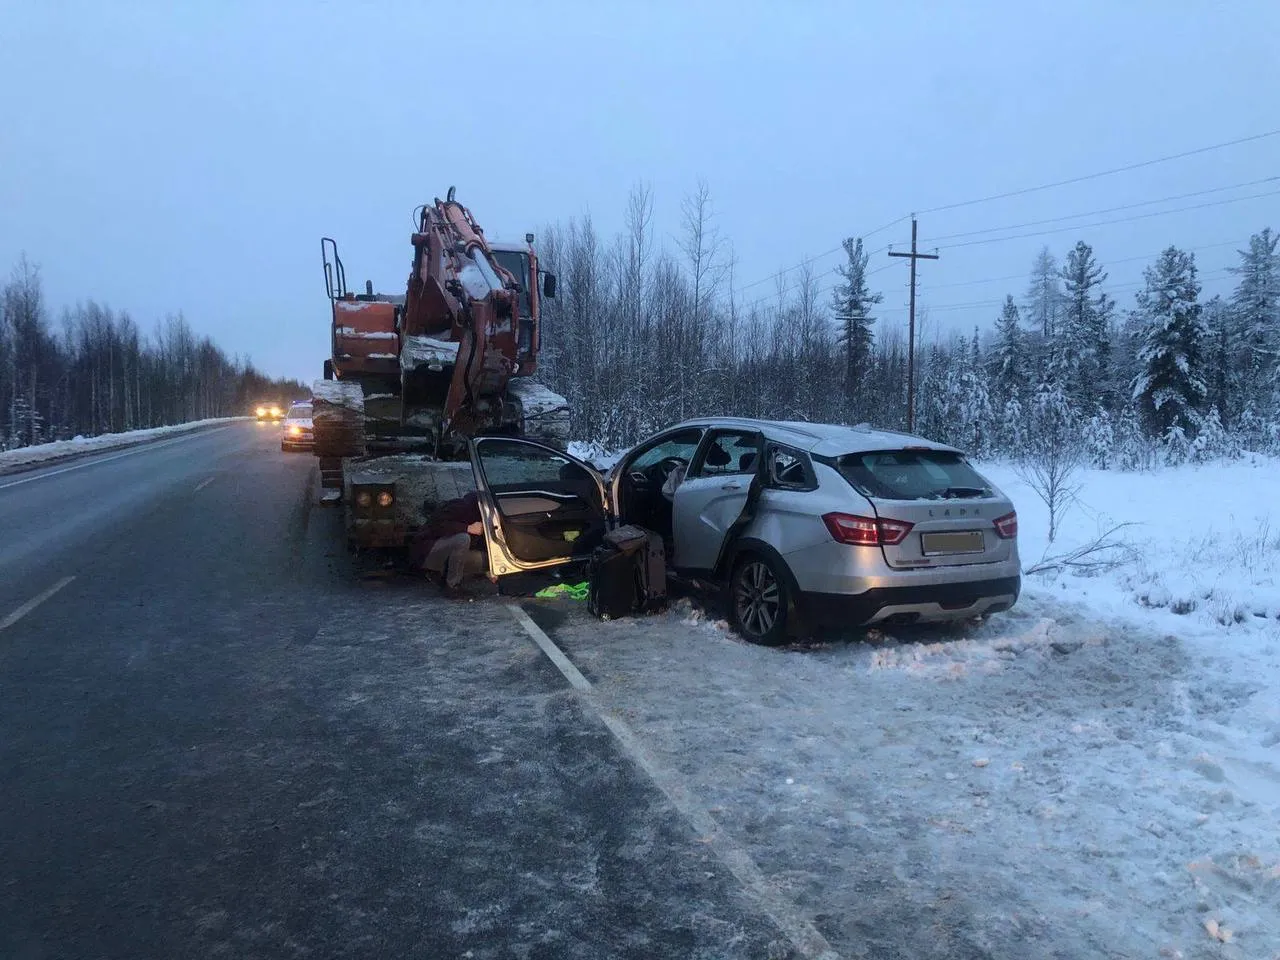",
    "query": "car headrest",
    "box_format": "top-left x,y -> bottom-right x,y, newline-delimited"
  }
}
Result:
706,444 -> 732,467
739,452 -> 757,472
